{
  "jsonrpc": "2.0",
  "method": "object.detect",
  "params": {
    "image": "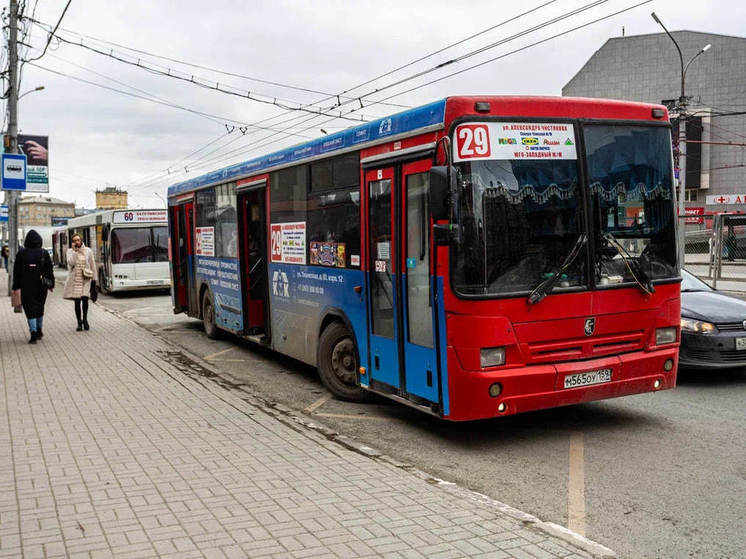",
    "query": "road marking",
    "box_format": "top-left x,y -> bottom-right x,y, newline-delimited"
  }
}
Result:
568,430 -> 586,536
304,394 -> 332,413
203,347 -> 235,361
314,412 -> 389,421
